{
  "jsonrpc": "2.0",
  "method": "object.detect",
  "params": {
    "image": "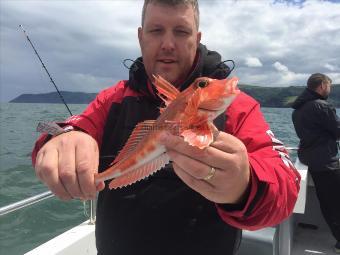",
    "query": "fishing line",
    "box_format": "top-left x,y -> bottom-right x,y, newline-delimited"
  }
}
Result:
20,26 -> 117,160
19,25 -> 73,116
18,26 -> 108,217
